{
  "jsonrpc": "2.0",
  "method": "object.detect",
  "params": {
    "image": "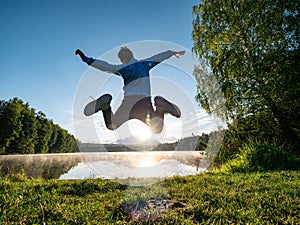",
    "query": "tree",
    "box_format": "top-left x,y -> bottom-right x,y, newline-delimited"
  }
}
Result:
0,98 -> 79,154
0,100 -> 21,154
192,0 -> 300,153
0,98 -> 37,154
35,111 -> 53,153
49,126 -> 79,153
10,102 -> 37,154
